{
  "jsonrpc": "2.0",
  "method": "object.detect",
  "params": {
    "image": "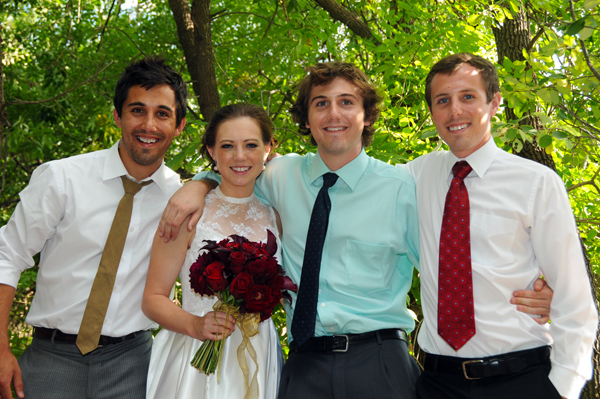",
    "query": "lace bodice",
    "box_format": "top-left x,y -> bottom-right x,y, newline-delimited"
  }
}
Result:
179,187 -> 281,315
